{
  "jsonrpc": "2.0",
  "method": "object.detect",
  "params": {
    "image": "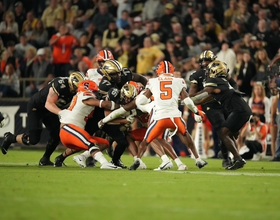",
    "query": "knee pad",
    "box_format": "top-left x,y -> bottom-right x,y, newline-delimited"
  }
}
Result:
21,133 -> 30,145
